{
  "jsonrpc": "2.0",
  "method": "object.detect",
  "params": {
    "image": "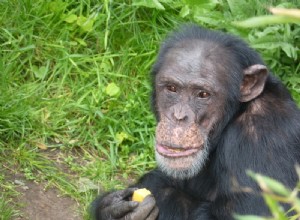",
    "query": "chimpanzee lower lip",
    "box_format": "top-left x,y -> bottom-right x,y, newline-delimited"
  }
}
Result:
156,144 -> 200,157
